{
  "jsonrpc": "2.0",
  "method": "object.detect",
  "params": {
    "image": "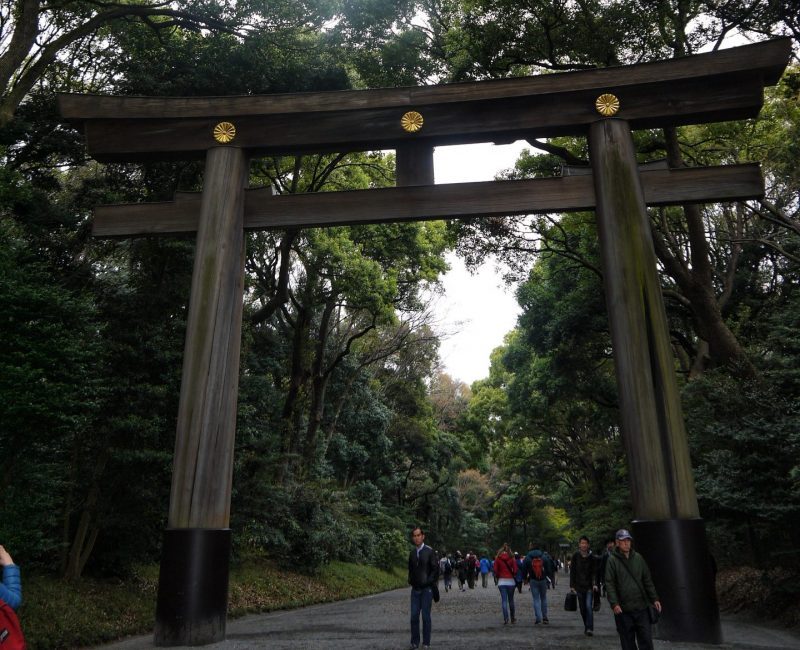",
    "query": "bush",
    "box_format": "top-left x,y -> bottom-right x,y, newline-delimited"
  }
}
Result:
20,560 -> 405,649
